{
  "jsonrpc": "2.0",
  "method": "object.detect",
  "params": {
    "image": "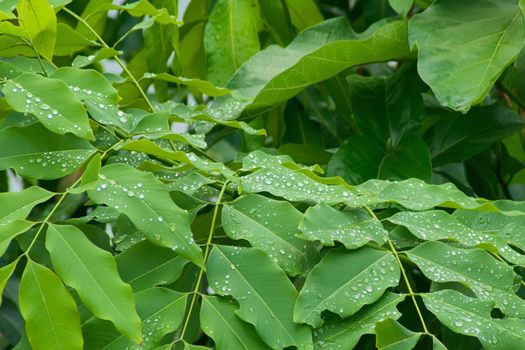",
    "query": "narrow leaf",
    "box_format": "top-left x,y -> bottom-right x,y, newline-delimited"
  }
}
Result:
375,318 -> 421,350
17,0 -> 57,61
19,259 -> 82,350
0,258 -> 19,306
207,245 -> 312,349
294,247 -> 400,328
46,224 -> 142,343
